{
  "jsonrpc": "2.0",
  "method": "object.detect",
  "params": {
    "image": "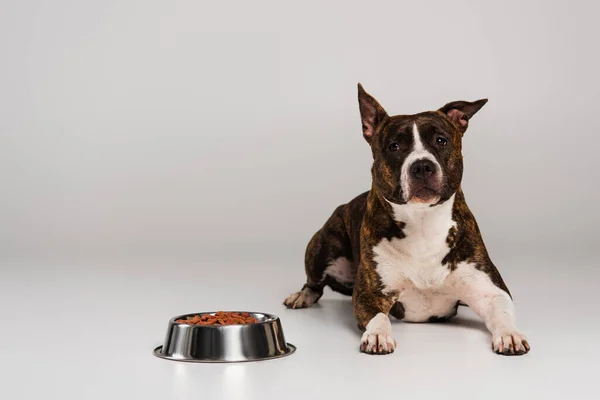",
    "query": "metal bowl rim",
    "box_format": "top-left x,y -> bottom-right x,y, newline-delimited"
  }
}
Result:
169,311 -> 280,328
